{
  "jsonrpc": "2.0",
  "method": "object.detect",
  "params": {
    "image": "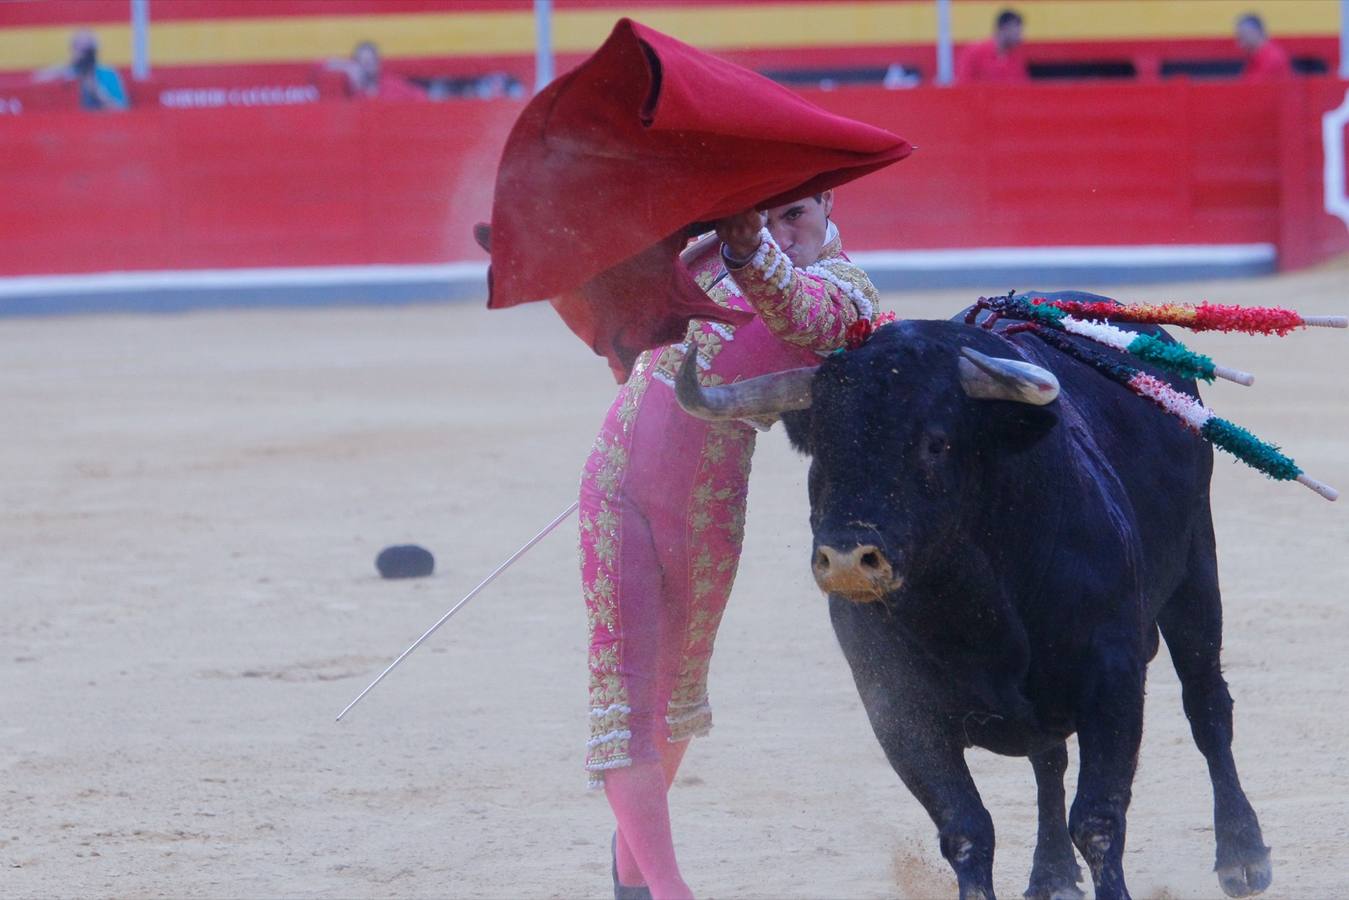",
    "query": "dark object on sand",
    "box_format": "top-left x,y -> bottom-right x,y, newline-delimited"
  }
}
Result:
376,545 -> 434,579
